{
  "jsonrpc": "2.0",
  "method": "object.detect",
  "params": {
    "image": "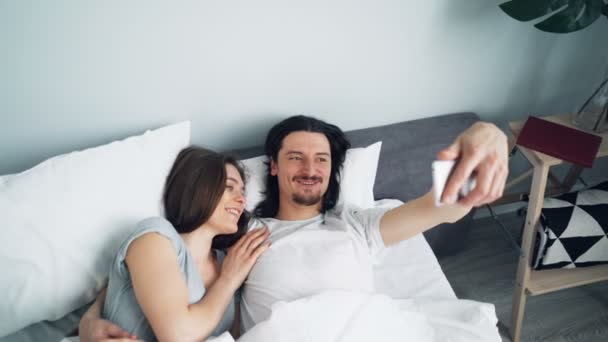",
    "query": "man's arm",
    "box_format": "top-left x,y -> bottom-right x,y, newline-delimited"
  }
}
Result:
379,121 -> 508,246
79,288 -> 138,342
380,190 -> 471,246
